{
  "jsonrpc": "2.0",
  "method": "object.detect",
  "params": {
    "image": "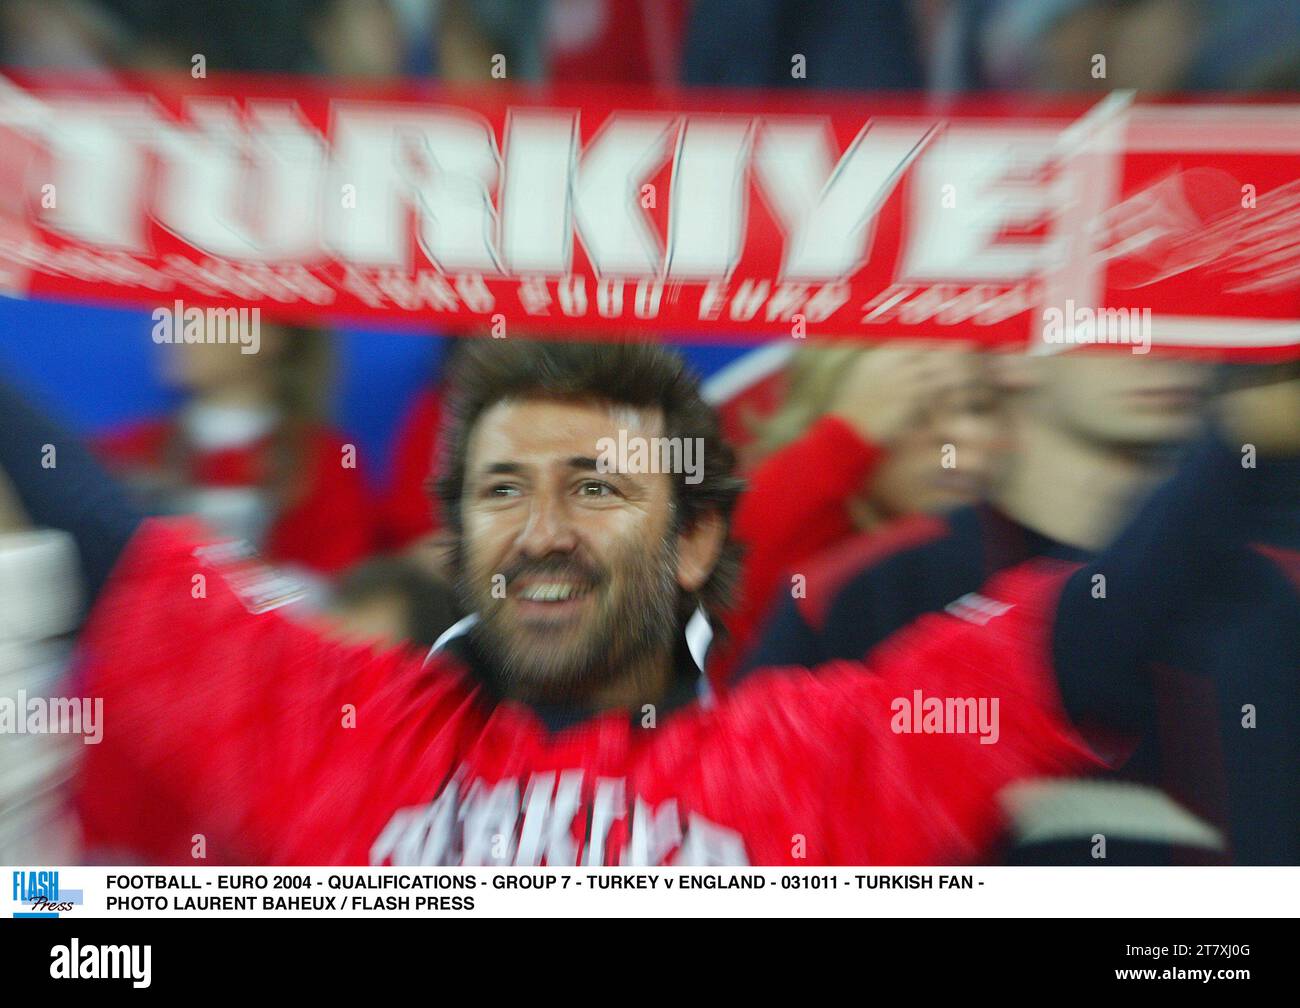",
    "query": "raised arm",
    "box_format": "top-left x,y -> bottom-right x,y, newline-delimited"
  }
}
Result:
0,378 -> 444,863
